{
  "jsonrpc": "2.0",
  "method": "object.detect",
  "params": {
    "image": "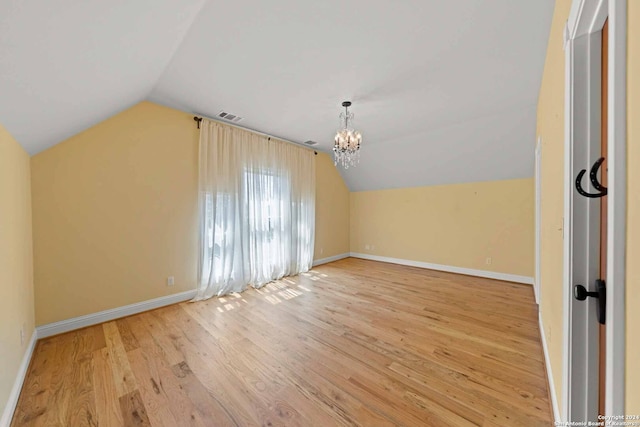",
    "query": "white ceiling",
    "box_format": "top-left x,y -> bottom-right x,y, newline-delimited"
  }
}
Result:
0,0 -> 553,191
0,0 -> 207,153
